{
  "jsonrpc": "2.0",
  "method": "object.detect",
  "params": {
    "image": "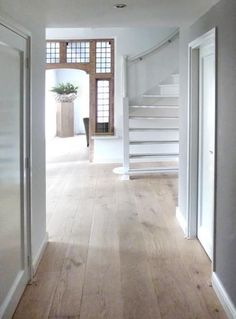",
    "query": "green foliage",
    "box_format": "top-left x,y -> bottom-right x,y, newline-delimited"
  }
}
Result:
51,82 -> 78,95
